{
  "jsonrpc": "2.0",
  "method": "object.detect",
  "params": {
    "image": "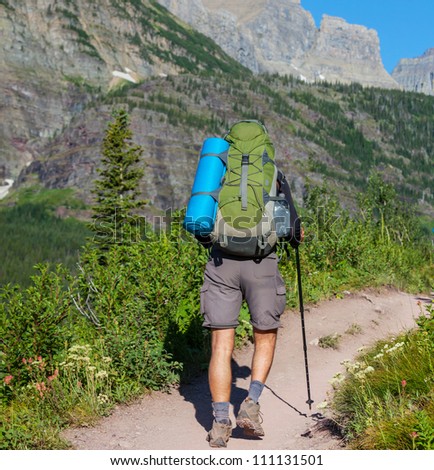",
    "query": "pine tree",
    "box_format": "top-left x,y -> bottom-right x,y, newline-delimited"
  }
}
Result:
90,109 -> 146,250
